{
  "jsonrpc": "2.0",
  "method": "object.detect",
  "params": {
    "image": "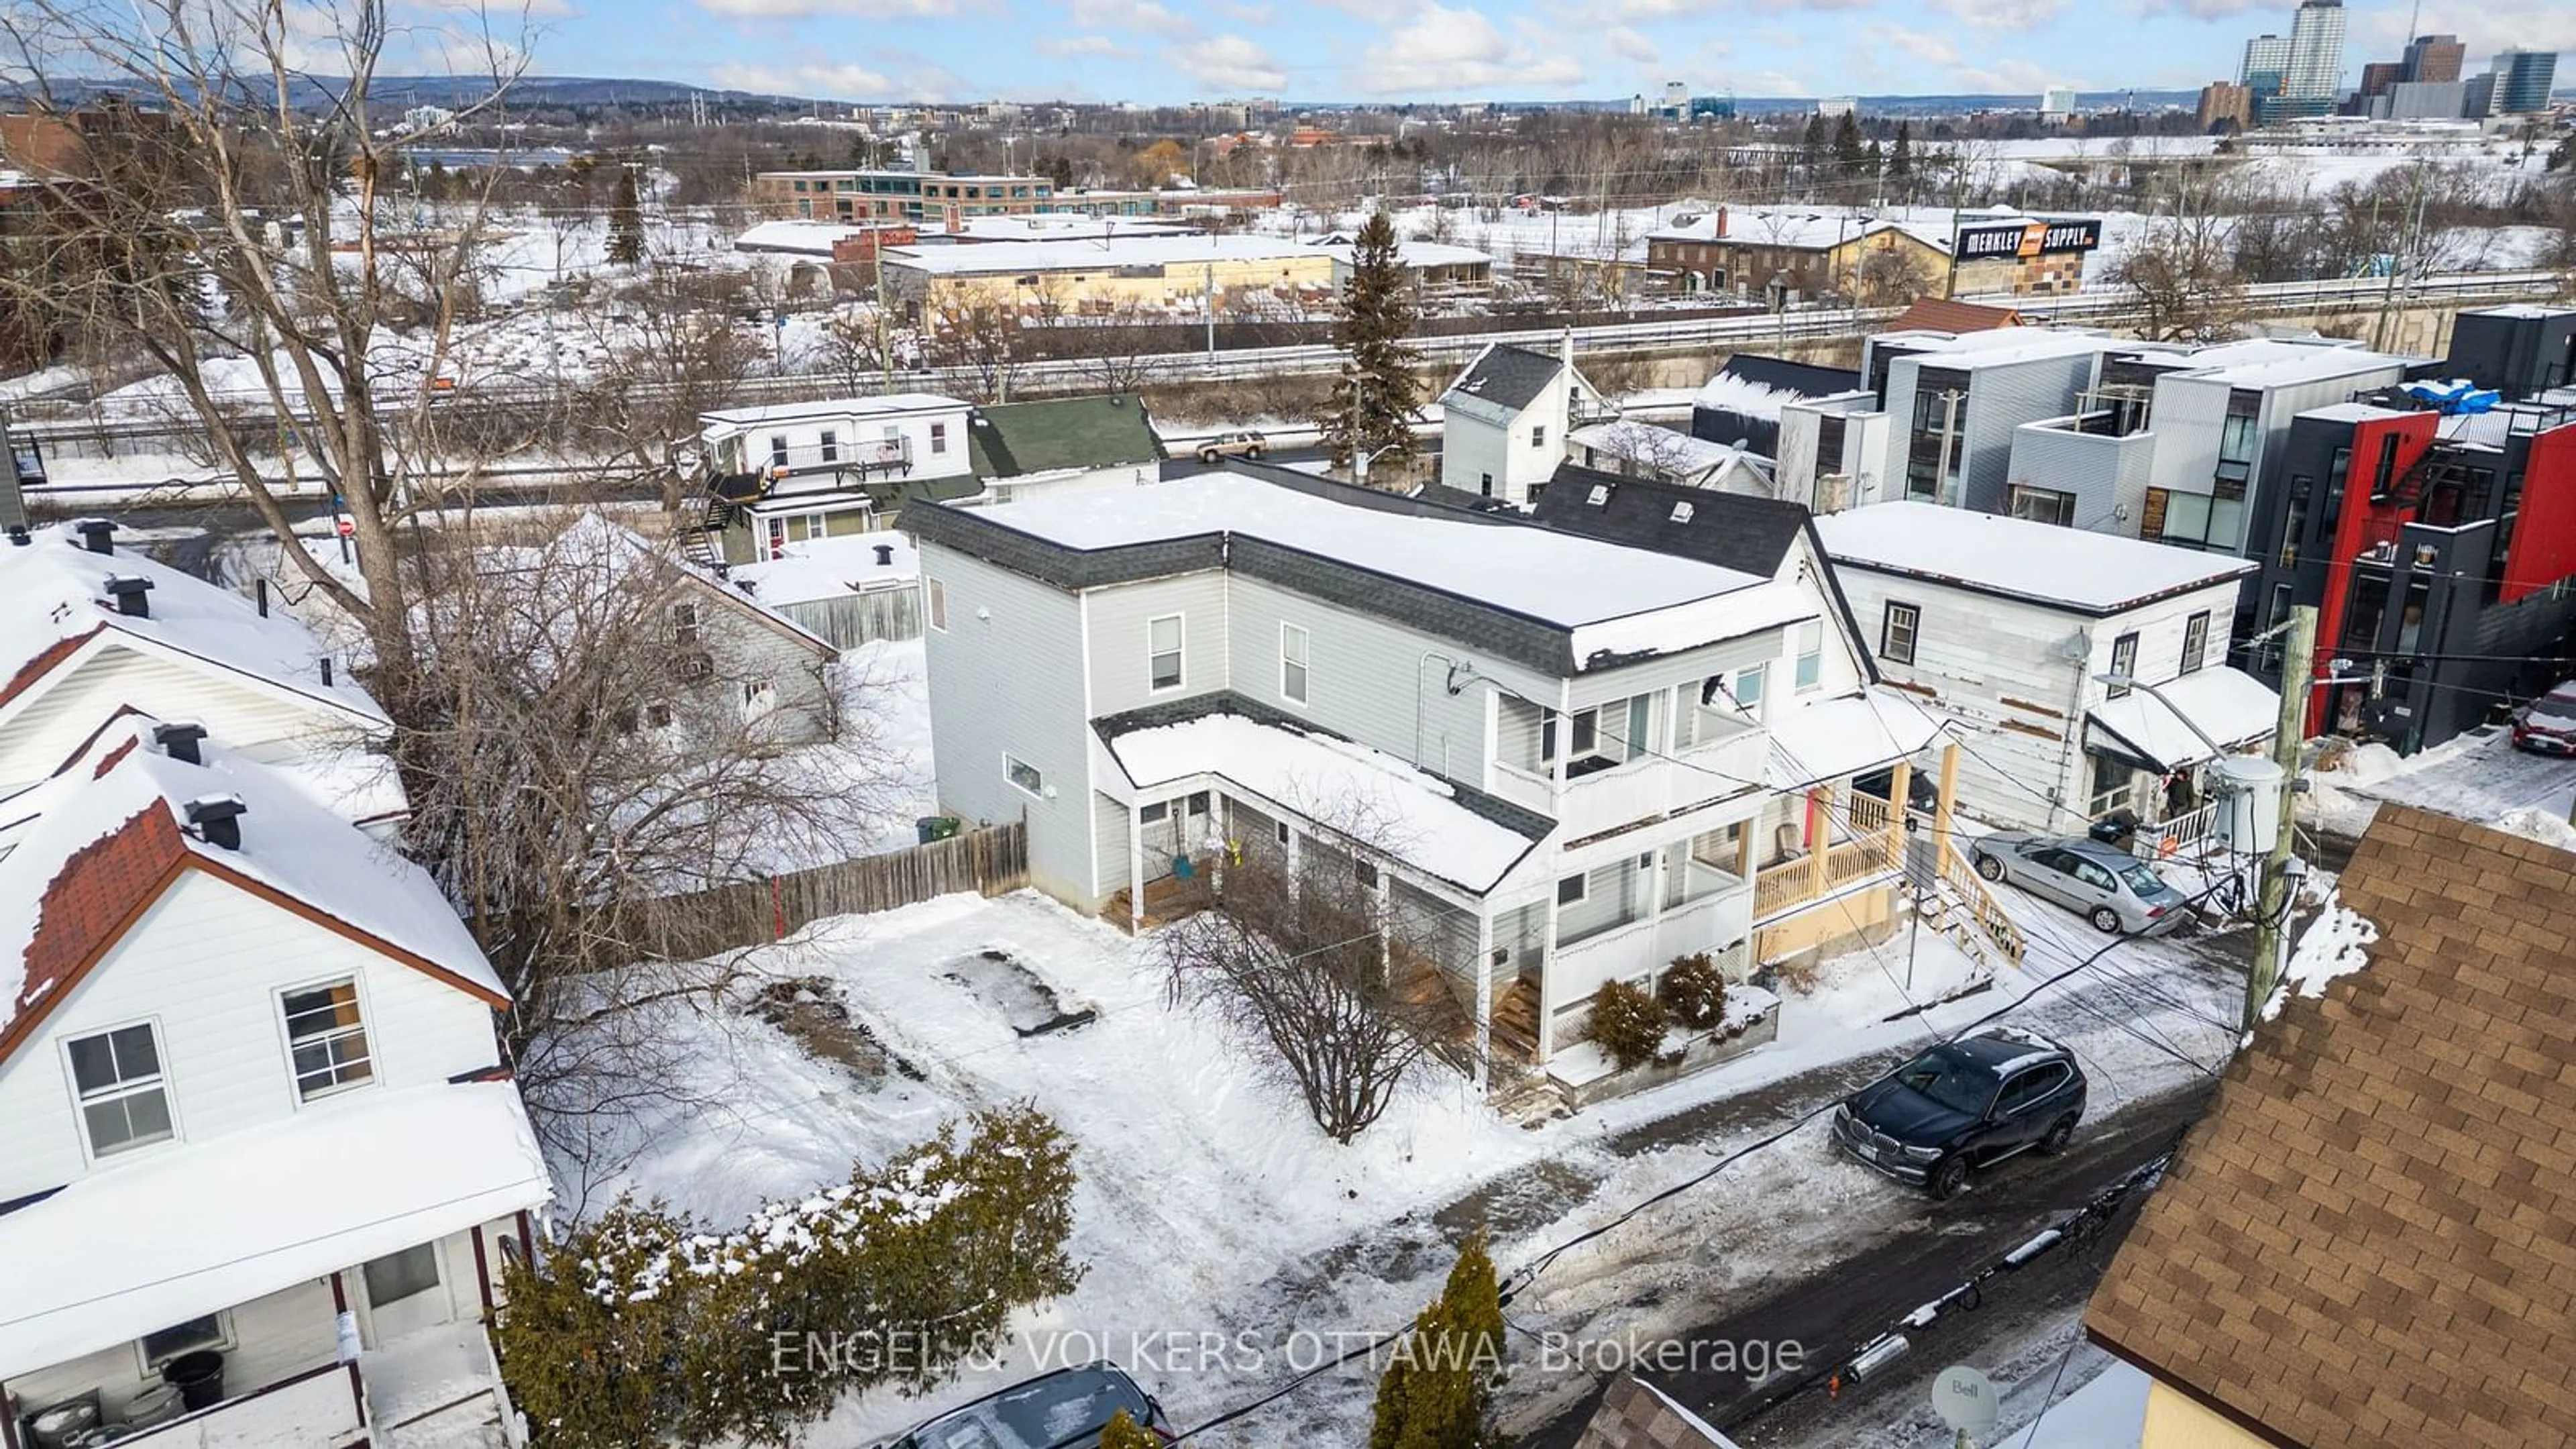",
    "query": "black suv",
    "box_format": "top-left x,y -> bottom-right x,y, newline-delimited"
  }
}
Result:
1831,1029 -> 2087,1197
